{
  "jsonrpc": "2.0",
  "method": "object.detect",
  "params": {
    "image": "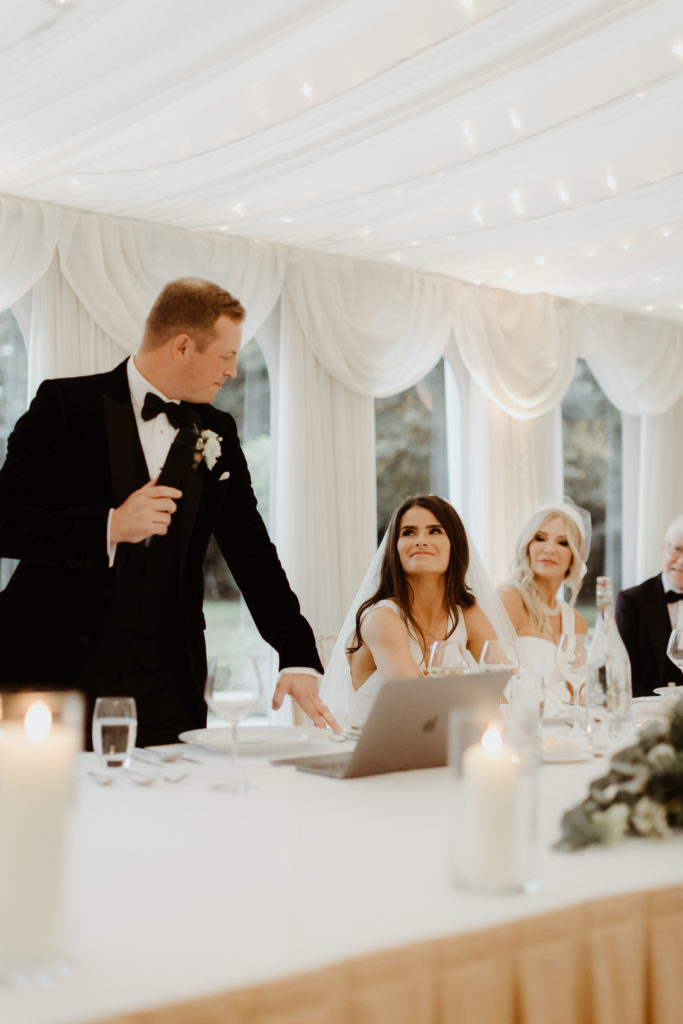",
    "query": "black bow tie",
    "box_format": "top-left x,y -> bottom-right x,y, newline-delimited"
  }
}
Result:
141,392 -> 189,431
665,590 -> 683,604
